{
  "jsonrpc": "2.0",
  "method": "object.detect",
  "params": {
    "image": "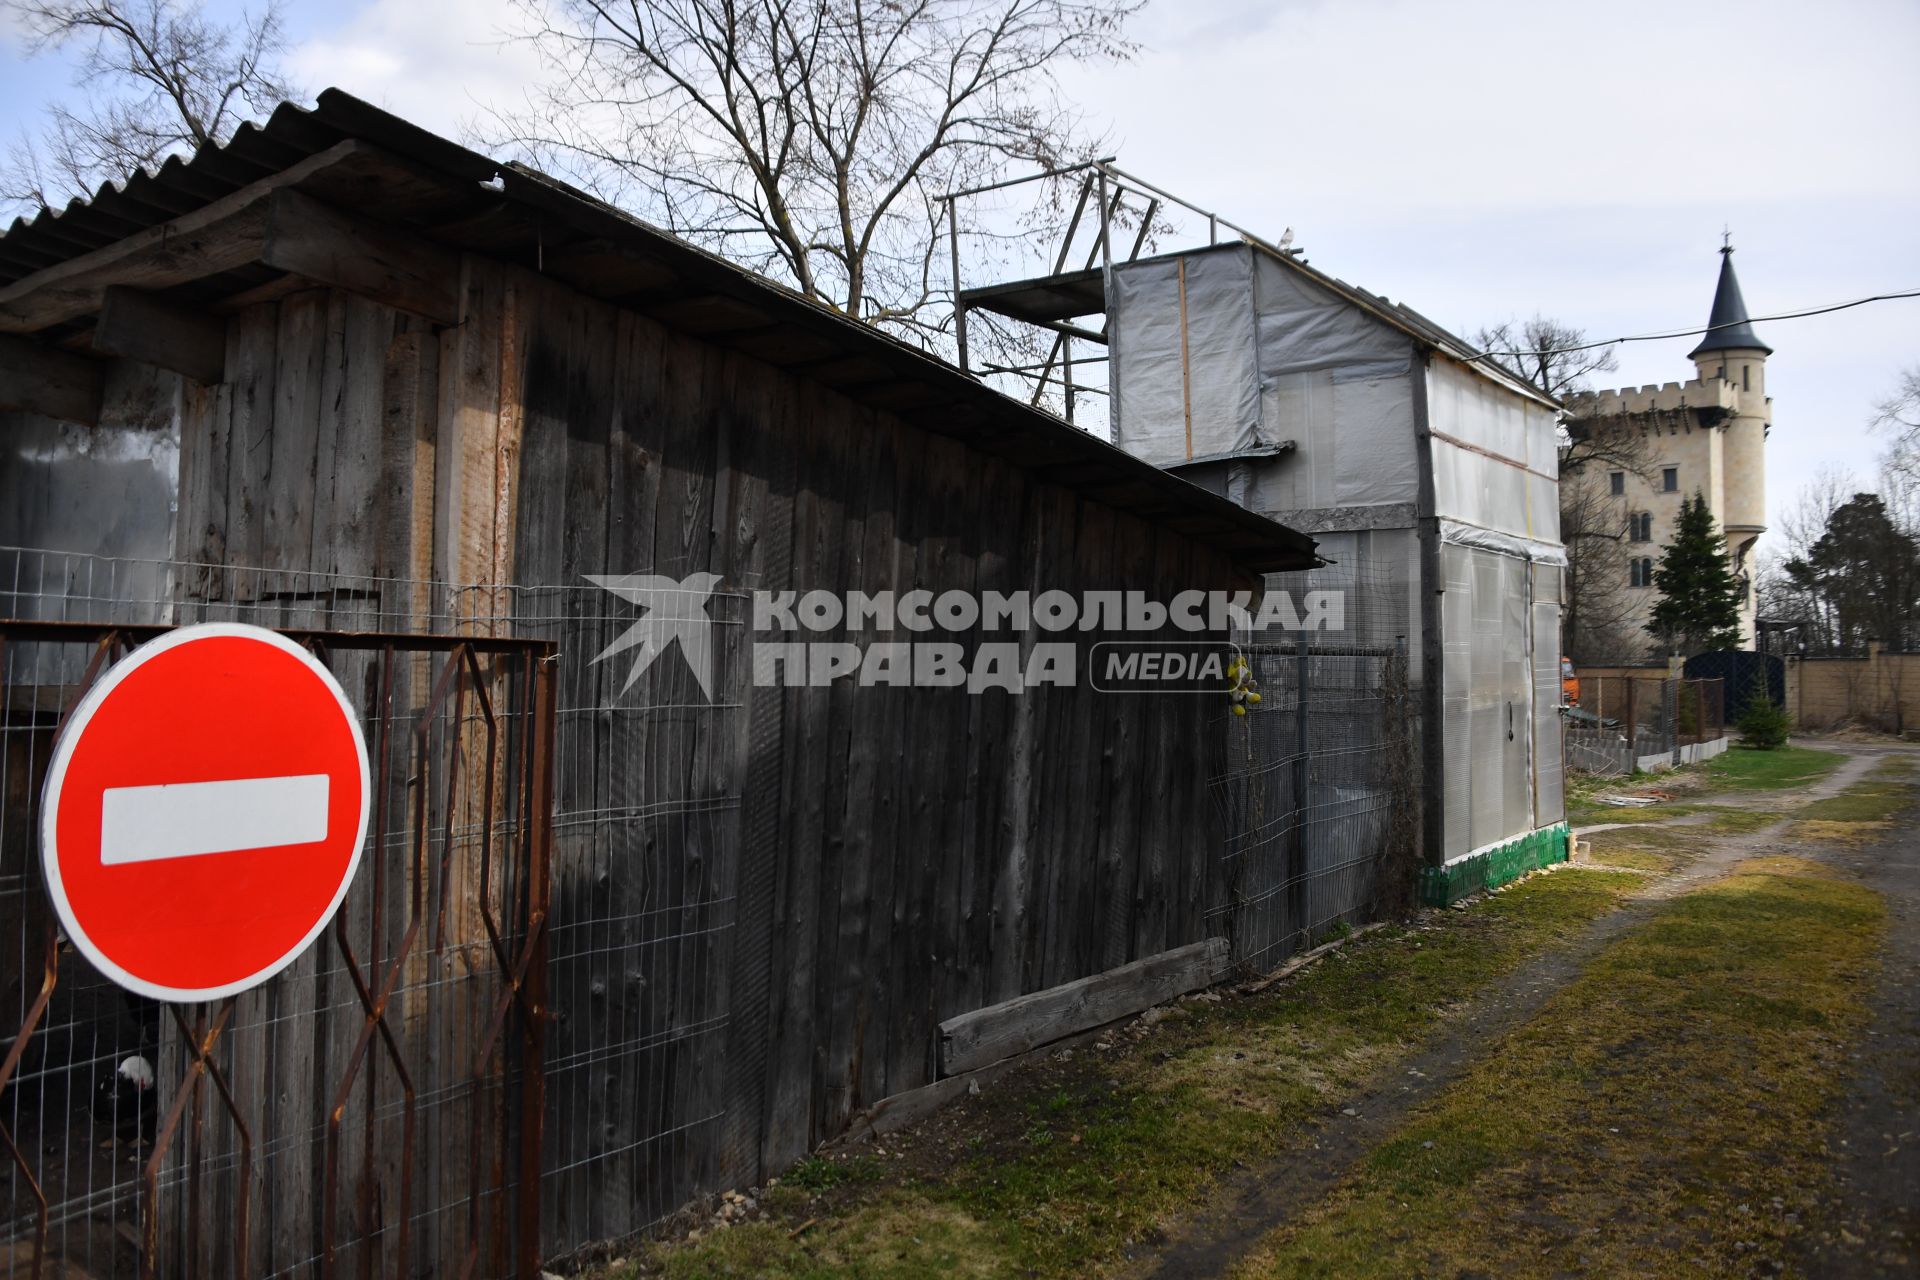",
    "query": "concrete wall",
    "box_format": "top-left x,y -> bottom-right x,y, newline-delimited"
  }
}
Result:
1586,655 -> 1920,736
1787,649 -> 1920,734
